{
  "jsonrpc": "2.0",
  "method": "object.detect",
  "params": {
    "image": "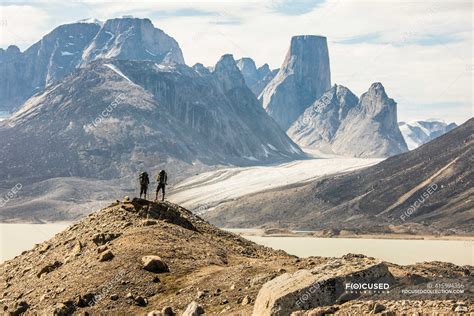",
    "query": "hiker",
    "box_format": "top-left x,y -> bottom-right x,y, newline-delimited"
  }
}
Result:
155,170 -> 168,202
139,171 -> 150,199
